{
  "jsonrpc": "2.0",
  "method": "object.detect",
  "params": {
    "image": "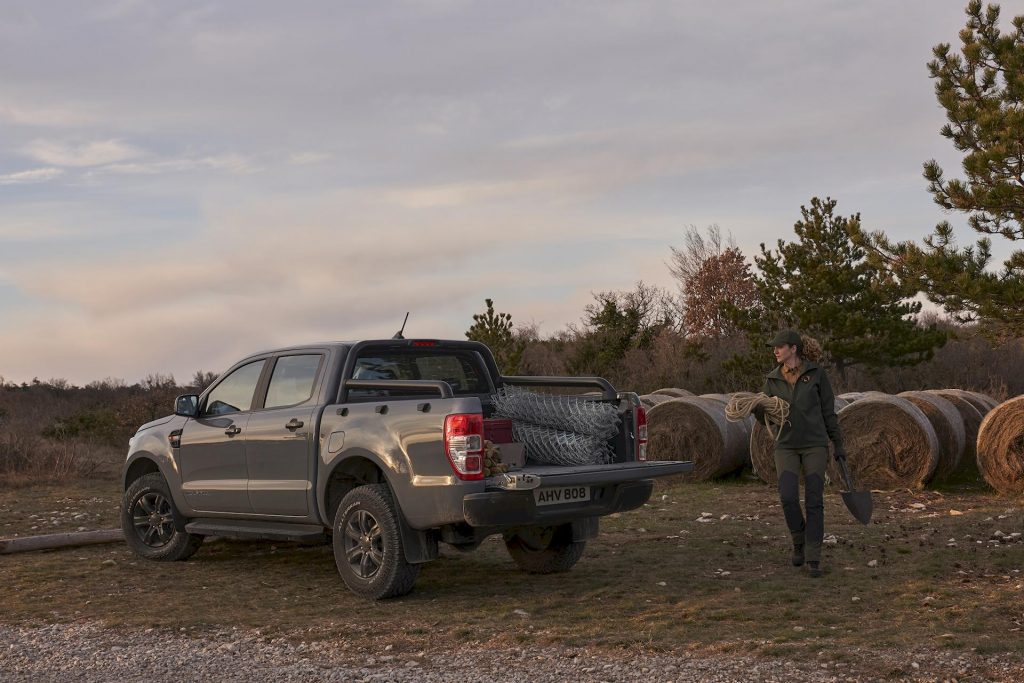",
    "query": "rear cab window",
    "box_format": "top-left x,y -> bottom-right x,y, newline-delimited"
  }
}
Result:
347,347 -> 491,400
